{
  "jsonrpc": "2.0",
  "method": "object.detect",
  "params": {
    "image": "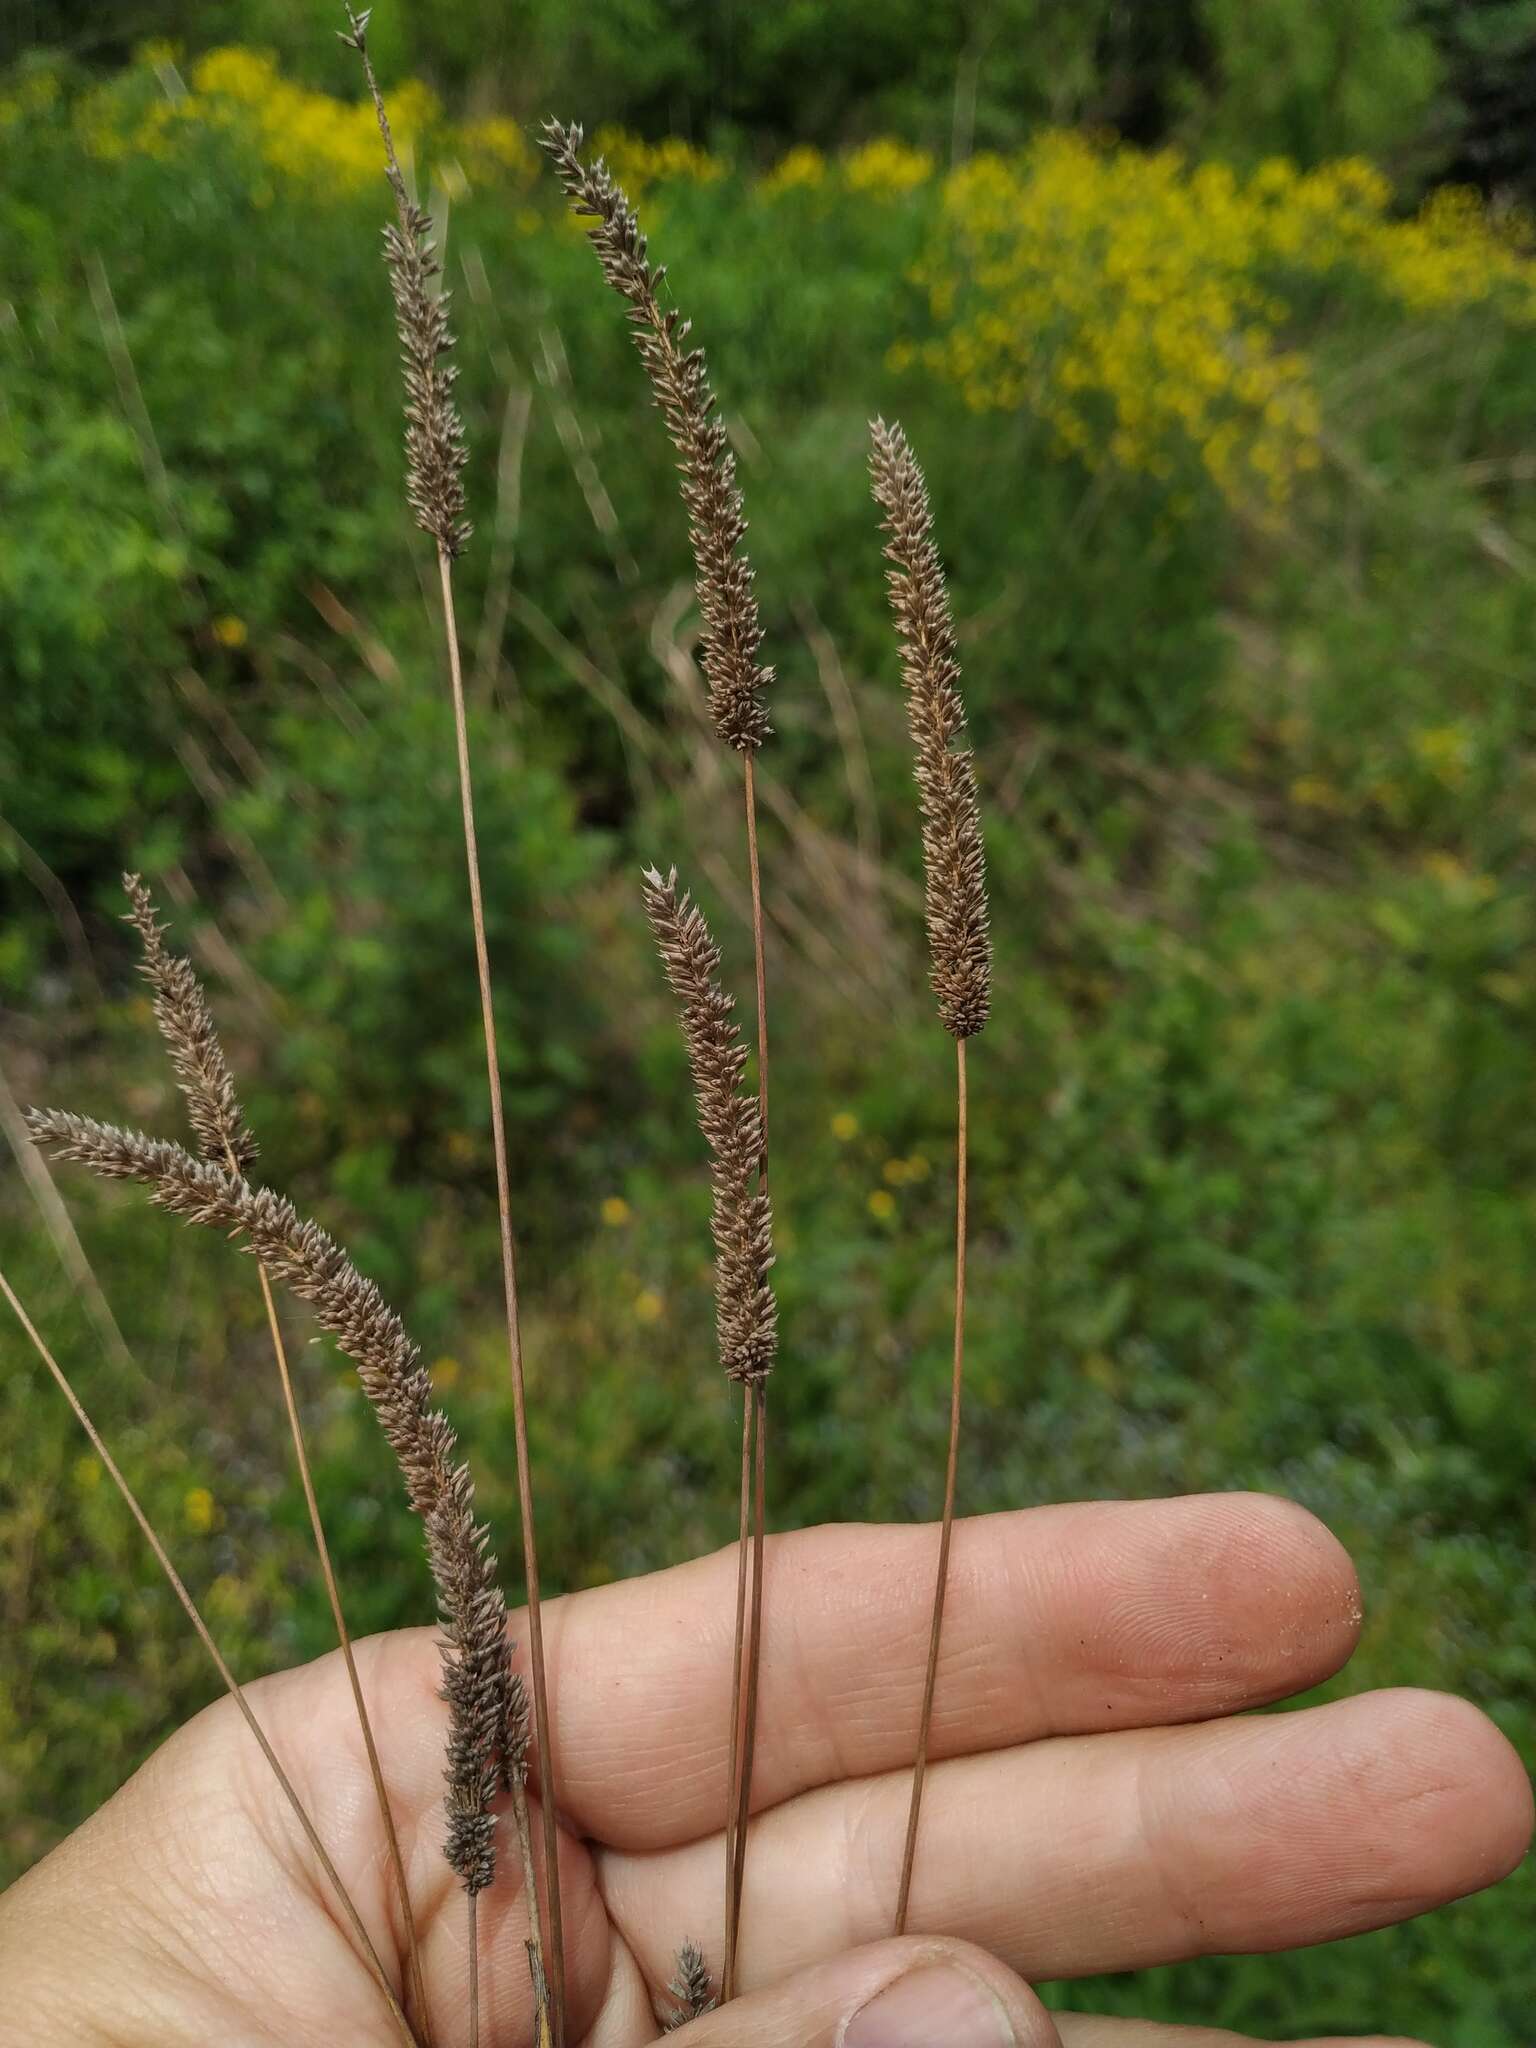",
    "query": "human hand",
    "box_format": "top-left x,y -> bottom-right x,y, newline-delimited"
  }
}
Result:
0,1493 -> 1527,2046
